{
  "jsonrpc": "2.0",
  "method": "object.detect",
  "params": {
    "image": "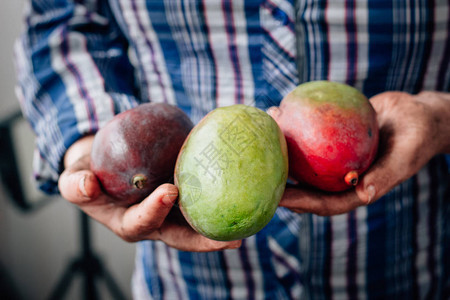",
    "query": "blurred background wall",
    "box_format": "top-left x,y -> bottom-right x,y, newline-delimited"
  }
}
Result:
0,1 -> 135,299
